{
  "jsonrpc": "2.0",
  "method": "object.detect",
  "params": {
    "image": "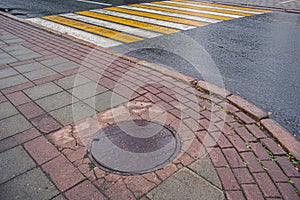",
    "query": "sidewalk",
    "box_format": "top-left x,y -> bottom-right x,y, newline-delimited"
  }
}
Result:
0,13 -> 299,200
